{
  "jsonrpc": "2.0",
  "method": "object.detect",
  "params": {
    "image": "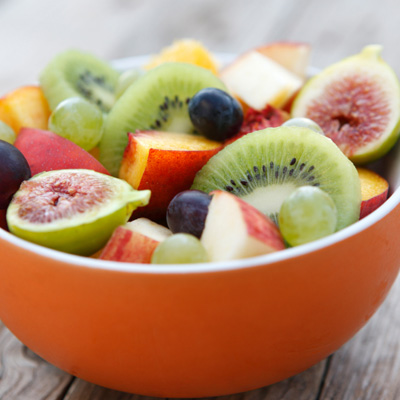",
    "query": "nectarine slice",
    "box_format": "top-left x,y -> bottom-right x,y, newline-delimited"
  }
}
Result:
119,131 -> 221,220
358,167 -> 389,218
